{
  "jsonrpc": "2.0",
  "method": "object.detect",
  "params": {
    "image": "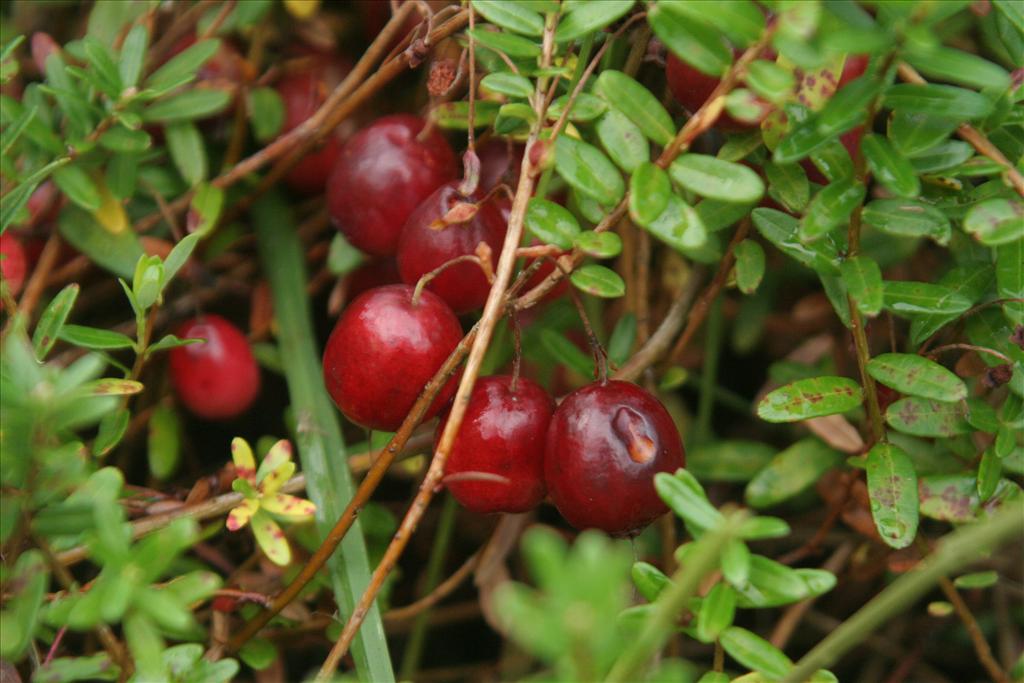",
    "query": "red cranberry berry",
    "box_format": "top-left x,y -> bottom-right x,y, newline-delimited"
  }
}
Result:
169,315 -> 261,420
327,115 -> 456,257
544,380 -> 685,536
477,138 -> 524,192
438,375 -> 554,514
276,58 -> 352,193
322,284 -> 463,431
397,182 -> 507,314
0,232 -> 27,297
